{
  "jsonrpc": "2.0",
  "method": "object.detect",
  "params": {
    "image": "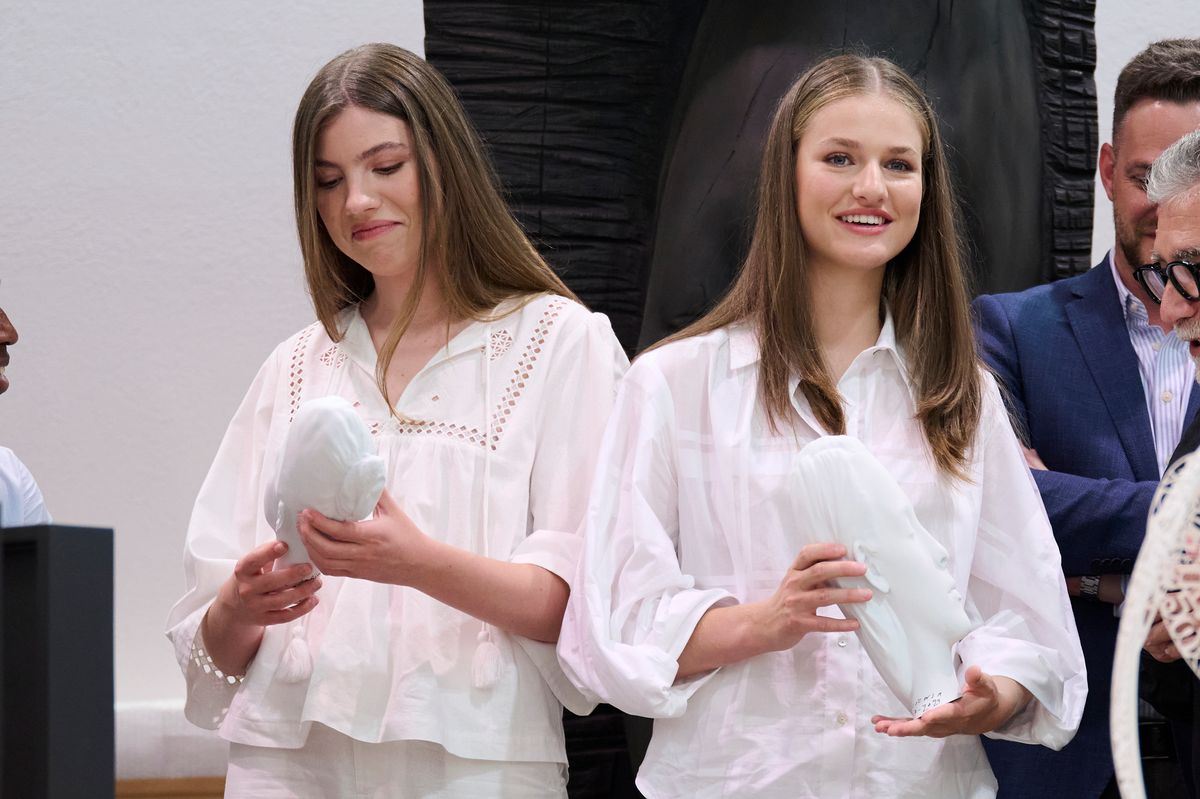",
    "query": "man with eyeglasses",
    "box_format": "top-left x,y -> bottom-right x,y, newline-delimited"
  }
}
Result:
974,39 -> 1200,799
1136,128 -> 1200,799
